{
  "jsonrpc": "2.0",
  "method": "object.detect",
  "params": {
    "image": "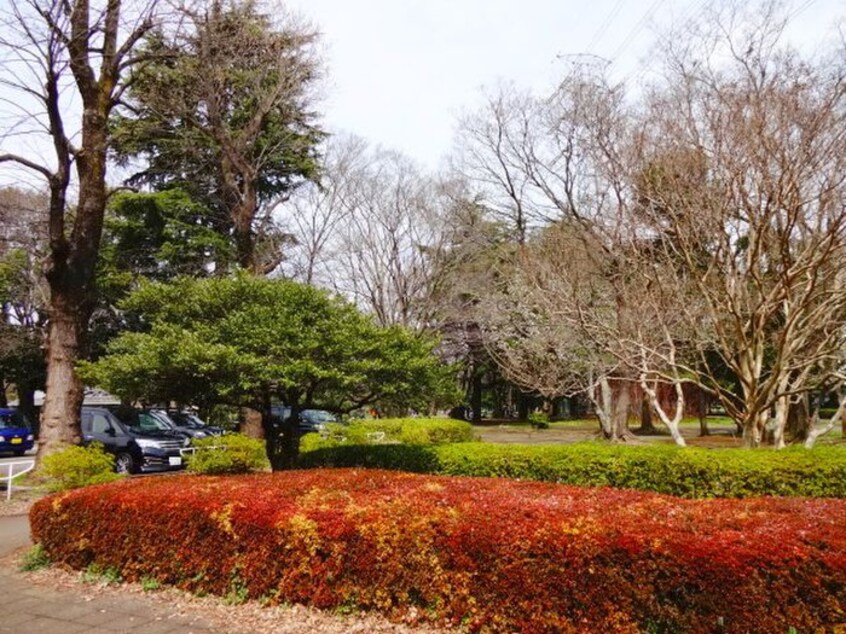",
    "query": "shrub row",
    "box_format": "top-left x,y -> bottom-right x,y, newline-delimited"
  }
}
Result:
31,469 -> 846,633
187,434 -> 269,475
39,443 -> 124,491
297,442 -> 846,498
299,417 -> 475,452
